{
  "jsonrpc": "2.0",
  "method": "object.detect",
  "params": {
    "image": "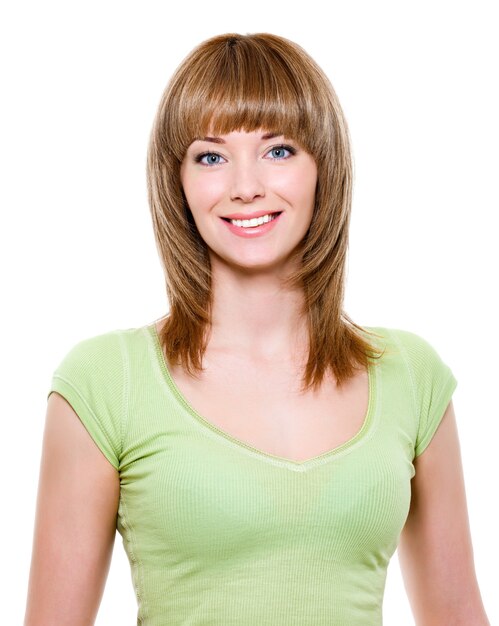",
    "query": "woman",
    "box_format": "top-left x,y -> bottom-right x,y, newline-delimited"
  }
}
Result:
24,33 -> 489,625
